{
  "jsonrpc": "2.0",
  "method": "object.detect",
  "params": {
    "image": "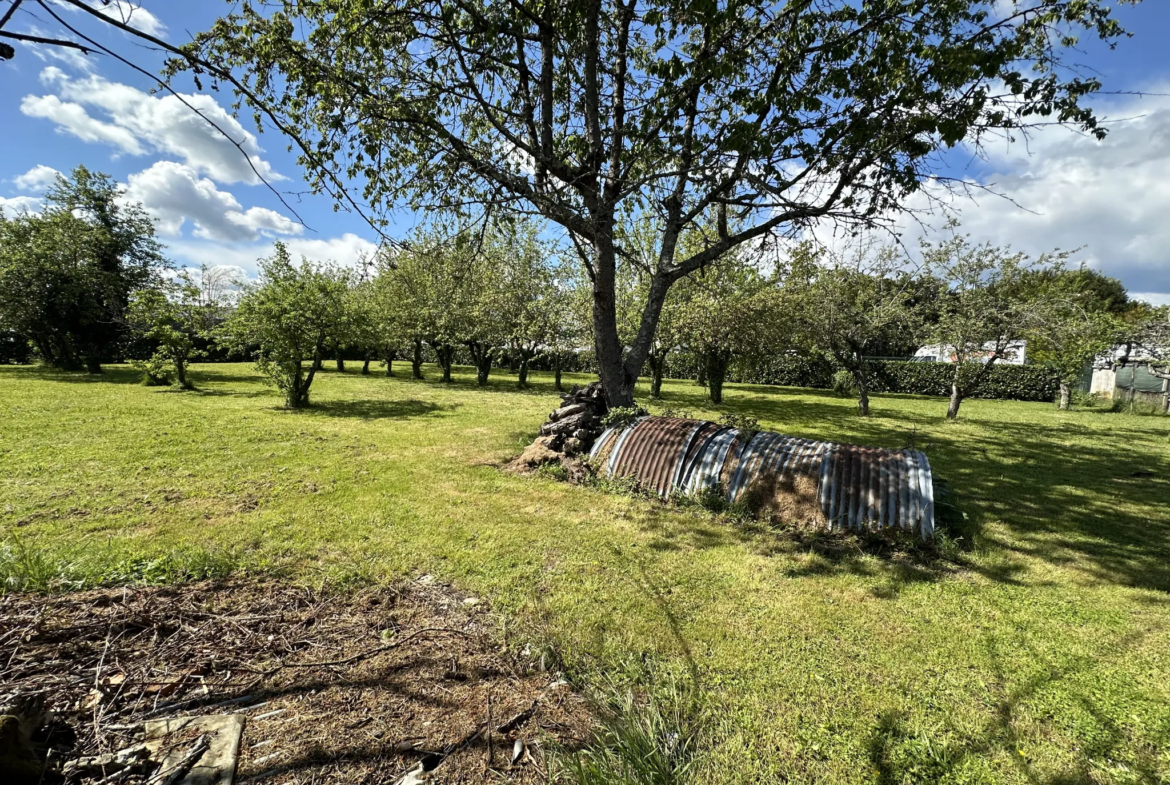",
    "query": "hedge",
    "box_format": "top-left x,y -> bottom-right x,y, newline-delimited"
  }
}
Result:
732,355 -> 1060,402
